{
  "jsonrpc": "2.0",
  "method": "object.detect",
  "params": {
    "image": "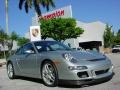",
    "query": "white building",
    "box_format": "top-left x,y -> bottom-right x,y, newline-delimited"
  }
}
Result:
64,21 -> 106,51
27,5 -> 106,51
